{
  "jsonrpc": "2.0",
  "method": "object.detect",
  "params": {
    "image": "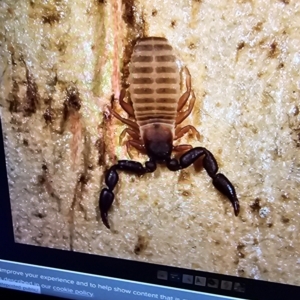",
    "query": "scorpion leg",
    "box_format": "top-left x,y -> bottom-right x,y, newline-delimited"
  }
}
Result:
119,89 -> 135,118
177,67 -> 191,112
119,127 -> 140,145
99,160 -> 157,229
175,91 -> 196,125
166,147 -> 240,216
126,139 -> 146,159
173,144 -> 193,153
109,108 -> 139,131
174,125 -> 201,141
